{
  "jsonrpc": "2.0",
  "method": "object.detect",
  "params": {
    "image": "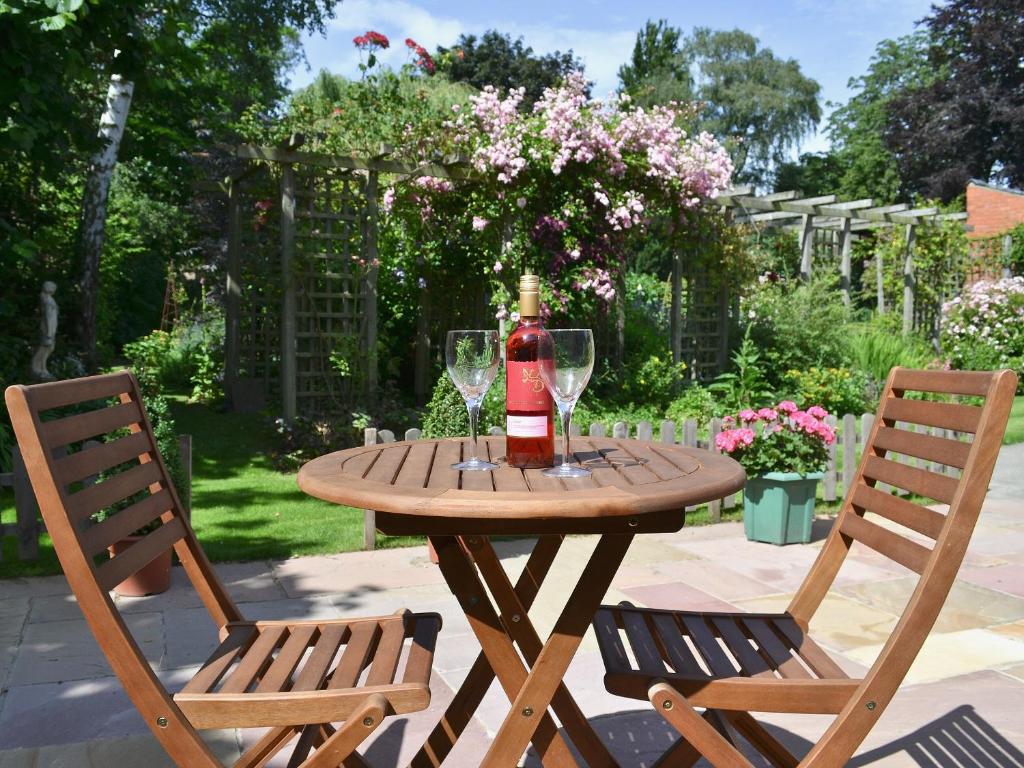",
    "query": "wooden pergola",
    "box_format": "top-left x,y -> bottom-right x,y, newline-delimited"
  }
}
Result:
716,186 -> 968,335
